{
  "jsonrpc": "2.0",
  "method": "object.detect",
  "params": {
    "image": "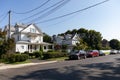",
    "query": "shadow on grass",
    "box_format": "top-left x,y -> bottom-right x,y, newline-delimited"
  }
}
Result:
11,58 -> 120,80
